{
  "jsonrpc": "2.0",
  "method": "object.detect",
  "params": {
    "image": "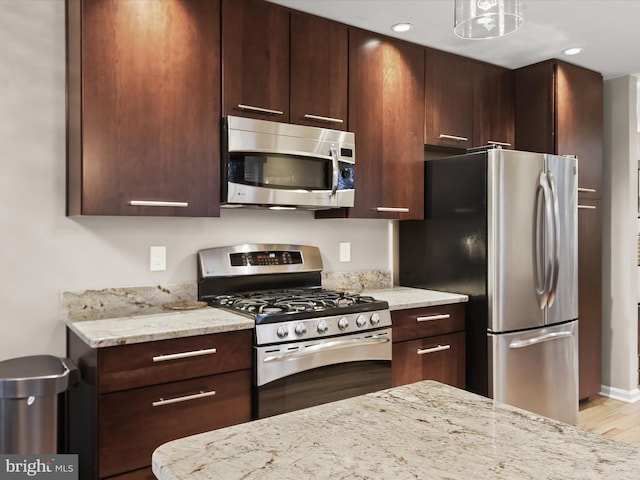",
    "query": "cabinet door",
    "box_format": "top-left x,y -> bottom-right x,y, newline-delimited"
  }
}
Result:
290,12 -> 348,129
557,61 -> 603,199
392,332 -> 465,388
98,369 -> 251,478
514,60 -> 555,155
68,0 -> 220,217
345,28 -> 425,220
473,63 -> 514,149
221,0 -> 289,121
577,200 -> 602,400
425,49 -> 473,149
